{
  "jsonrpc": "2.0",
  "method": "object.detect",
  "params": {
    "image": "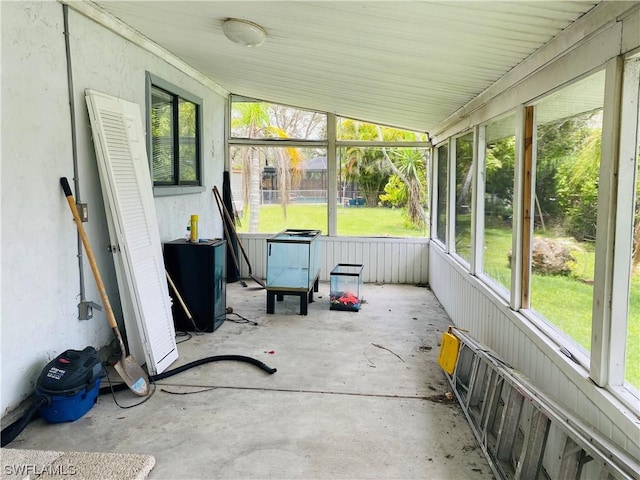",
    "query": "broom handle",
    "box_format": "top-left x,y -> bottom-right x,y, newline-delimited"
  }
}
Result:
165,269 -> 193,320
212,186 -> 252,267
211,187 -> 243,273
